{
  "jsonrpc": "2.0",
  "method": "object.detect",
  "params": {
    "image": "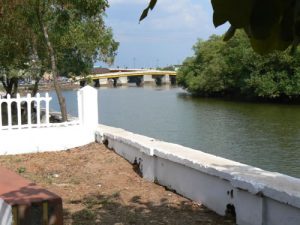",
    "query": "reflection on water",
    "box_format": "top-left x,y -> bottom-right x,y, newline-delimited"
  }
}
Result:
47,86 -> 300,178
